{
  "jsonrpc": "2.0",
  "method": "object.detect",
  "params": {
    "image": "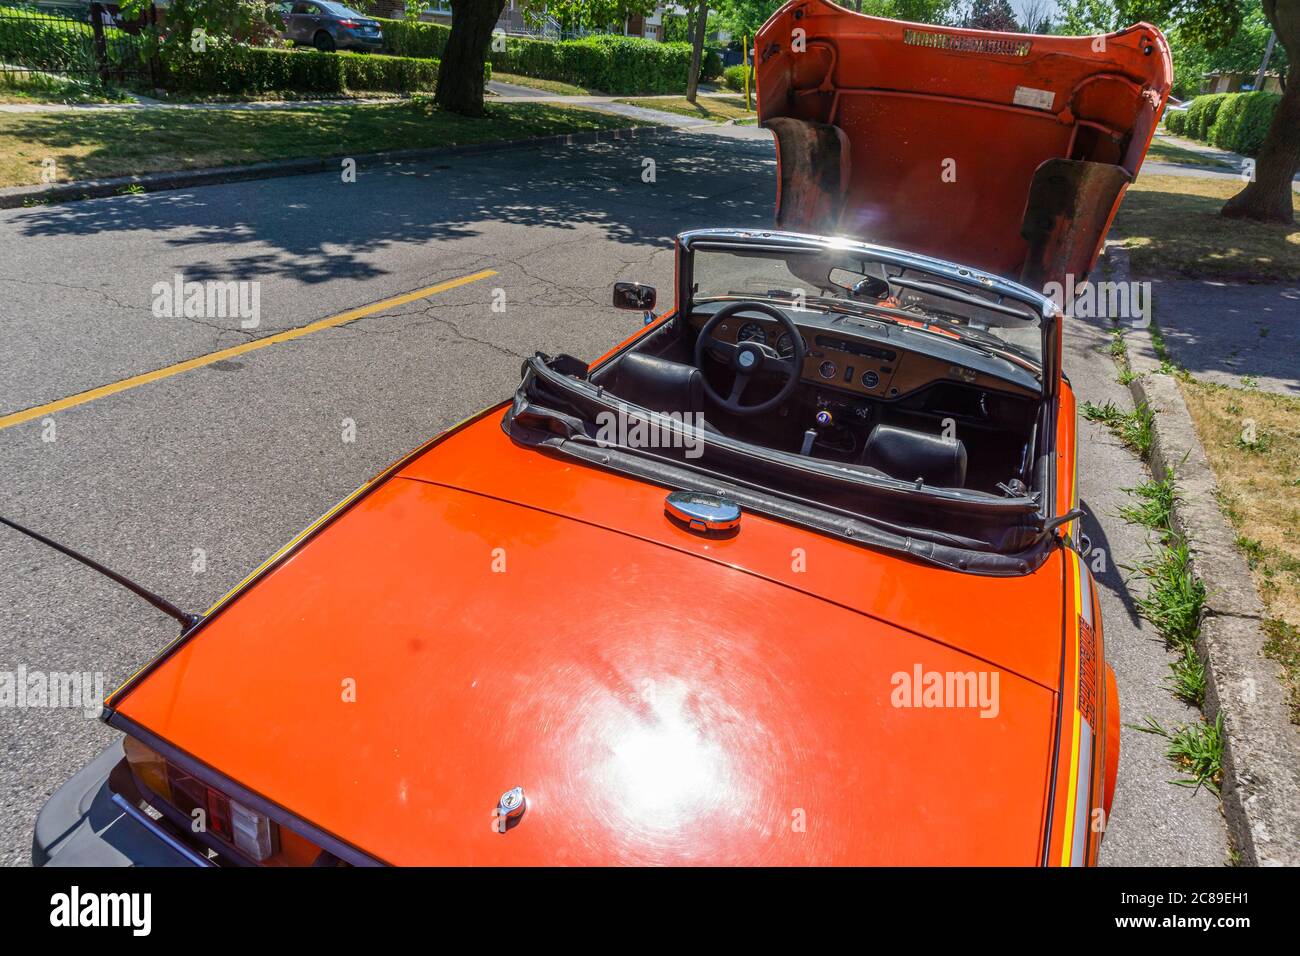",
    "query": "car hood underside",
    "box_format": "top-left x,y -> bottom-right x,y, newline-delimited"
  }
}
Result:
755,1 -> 1172,287
111,414 -> 1065,865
